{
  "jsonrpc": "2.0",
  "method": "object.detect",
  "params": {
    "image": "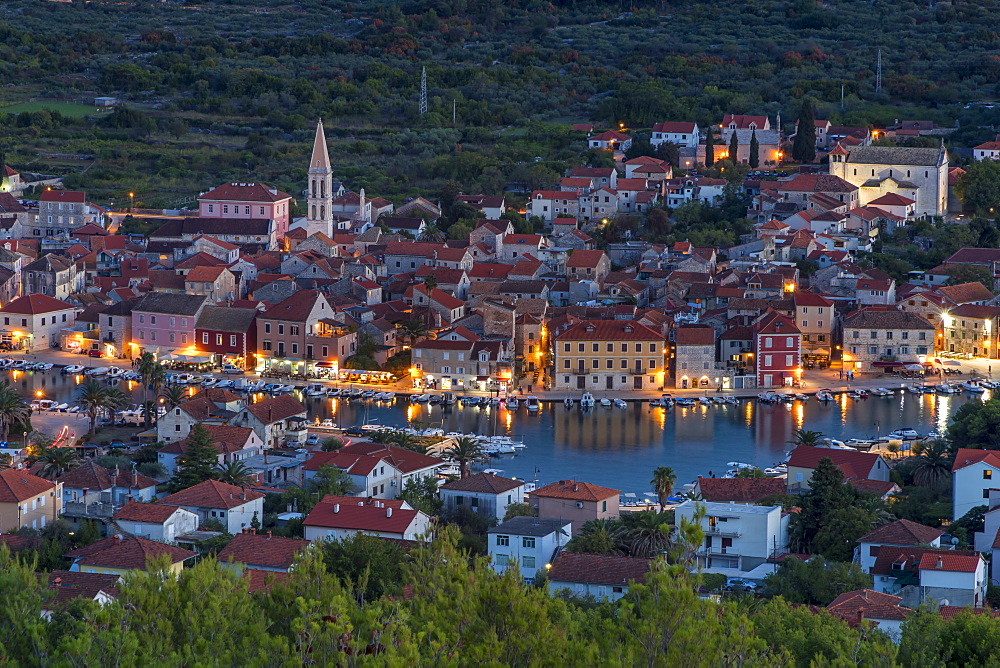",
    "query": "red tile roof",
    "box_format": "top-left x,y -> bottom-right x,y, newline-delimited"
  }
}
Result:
868,193 -> 915,207
566,249 -> 607,268
303,495 -> 424,533
827,589 -> 909,622
918,552 -> 983,573
786,447 -> 882,479
531,479 -> 619,502
199,182 -> 291,203
337,443 -> 444,474
548,552 -> 651,585
440,472 -> 523,494
652,121 -> 697,133
113,502 -> 188,523
722,114 -> 768,129
675,325 -> 715,346
0,469 -> 56,503
858,519 -> 943,546
304,451 -> 387,476
159,424 -> 256,456
57,461 -> 158,491
66,536 -> 195,569
216,532 -> 309,570
244,568 -> 289,592
40,190 -> 86,203
0,294 -> 75,315
777,173 -> 858,193
260,290 -> 325,322
953,448 -> 1000,472
159,479 -> 264,510
696,477 -> 785,503
870,546 -> 977,576
556,320 -> 662,342
589,130 -> 632,142
243,395 -> 307,425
